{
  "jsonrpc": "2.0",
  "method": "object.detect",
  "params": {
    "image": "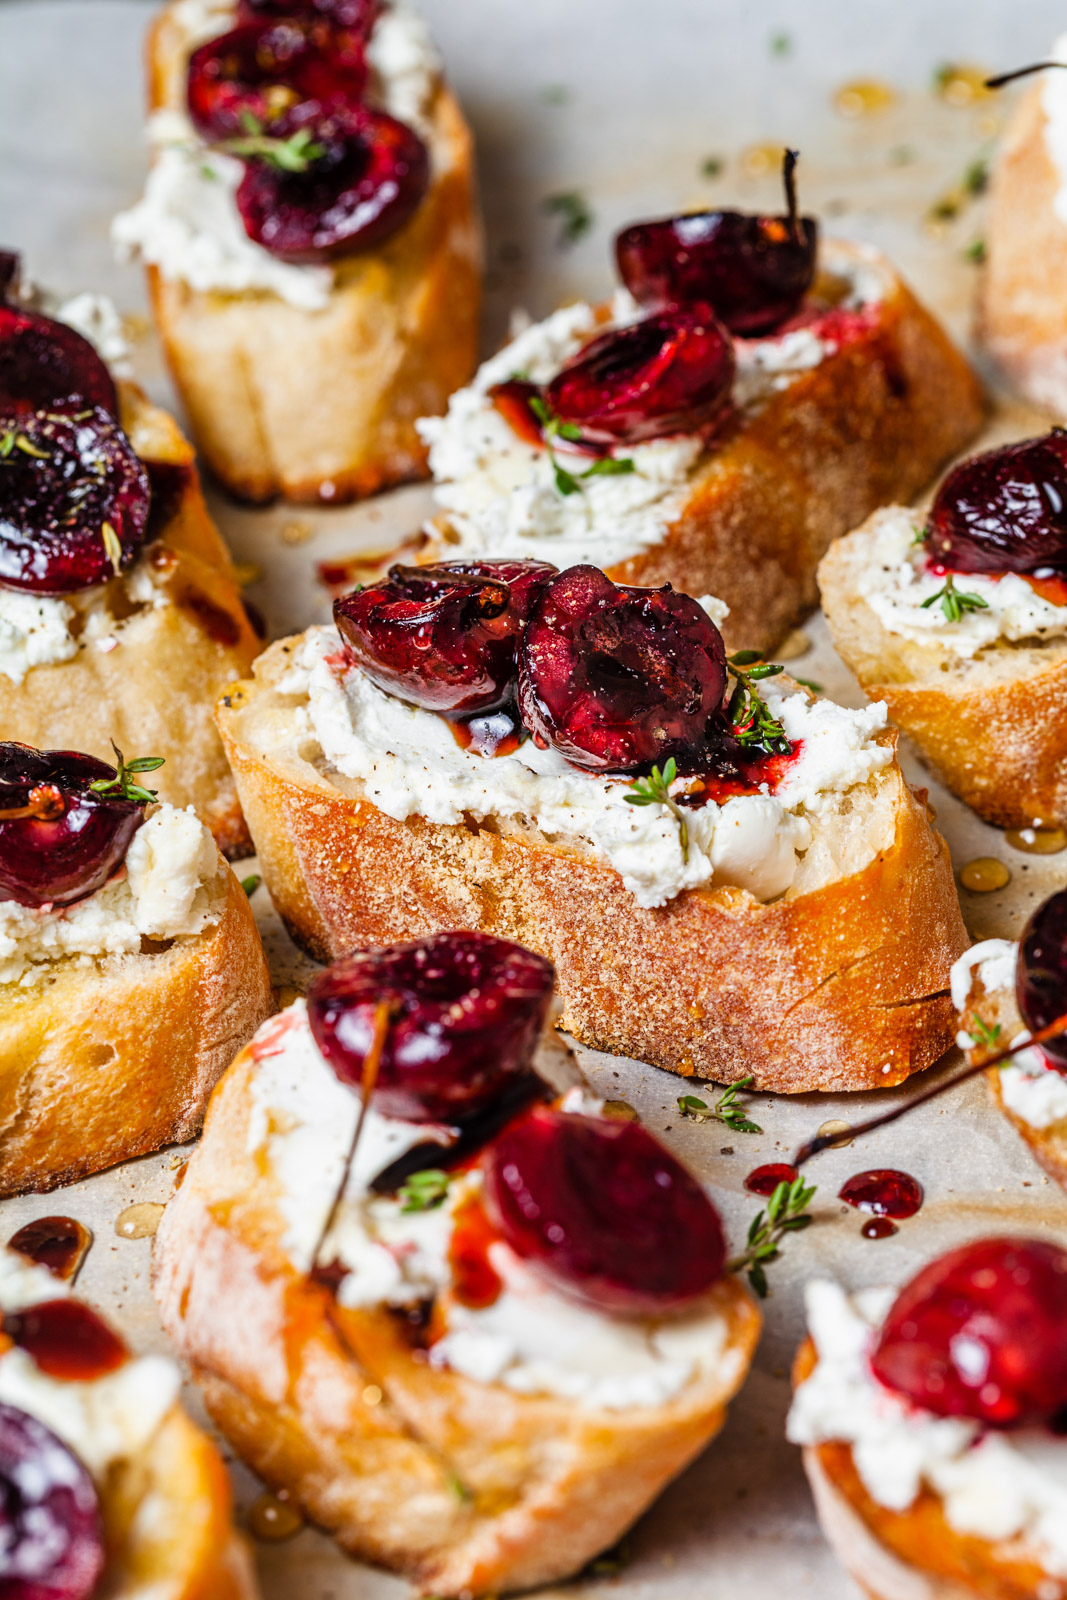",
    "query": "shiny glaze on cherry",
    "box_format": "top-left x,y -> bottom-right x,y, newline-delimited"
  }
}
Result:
870,1237 -> 1067,1426
238,0 -> 378,26
745,1162 -> 798,1196
925,430 -> 1067,579
483,1105 -> 727,1314
2,1299 -> 127,1383
0,298 -> 118,418
336,559 -> 556,716
447,1194 -> 504,1309
838,1169 -> 923,1219
0,1403 -> 105,1600
8,1218 -> 92,1284
517,565 -> 729,772
187,17 -> 367,141
1017,887 -> 1067,1072
0,744 -> 145,910
307,932 -> 556,1124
